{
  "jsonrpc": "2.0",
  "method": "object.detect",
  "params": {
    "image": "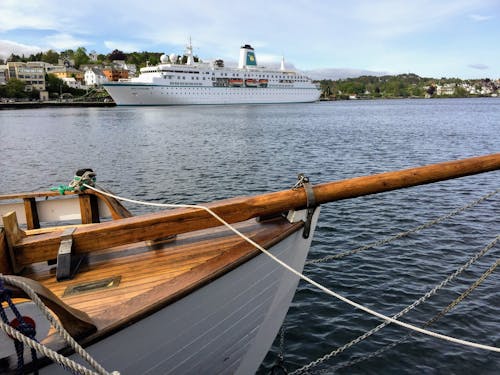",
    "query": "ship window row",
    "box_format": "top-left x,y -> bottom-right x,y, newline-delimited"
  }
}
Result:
163,87 -> 308,96
169,82 -> 204,86
208,72 -> 310,81
164,69 -> 200,74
